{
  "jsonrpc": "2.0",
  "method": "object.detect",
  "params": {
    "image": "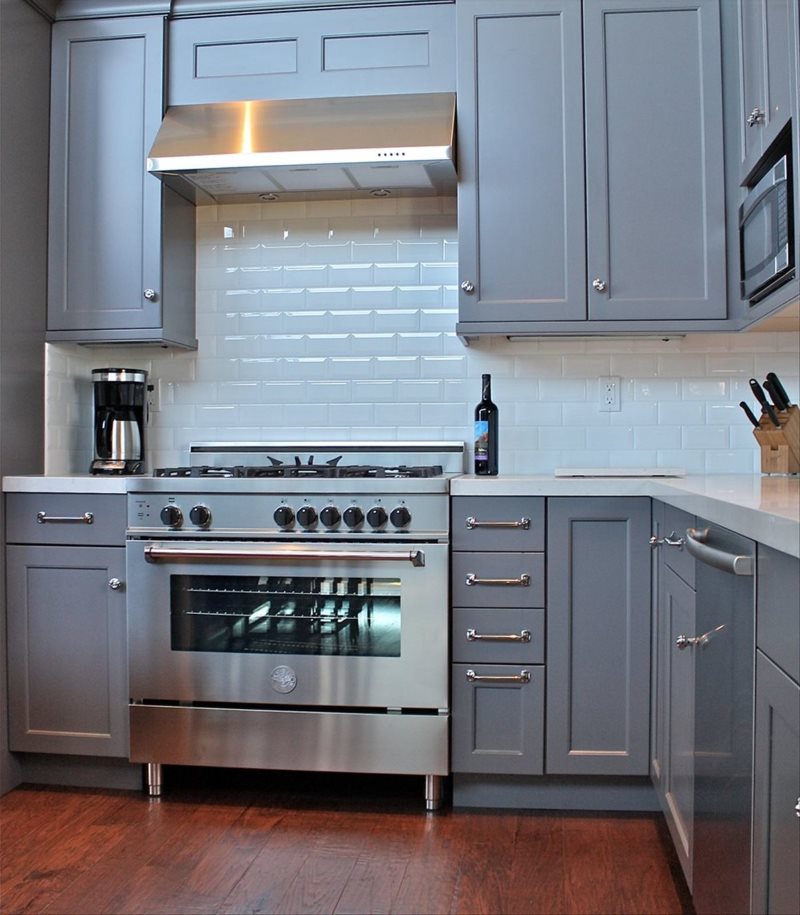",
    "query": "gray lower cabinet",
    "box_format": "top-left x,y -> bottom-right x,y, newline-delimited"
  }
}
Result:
450,496 -> 546,775
456,0 -> 727,337
47,15 -> 196,347
167,3 -> 455,105
752,546 -> 800,915
546,497 -> 651,775
650,504 -> 697,890
5,493 -> 128,757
